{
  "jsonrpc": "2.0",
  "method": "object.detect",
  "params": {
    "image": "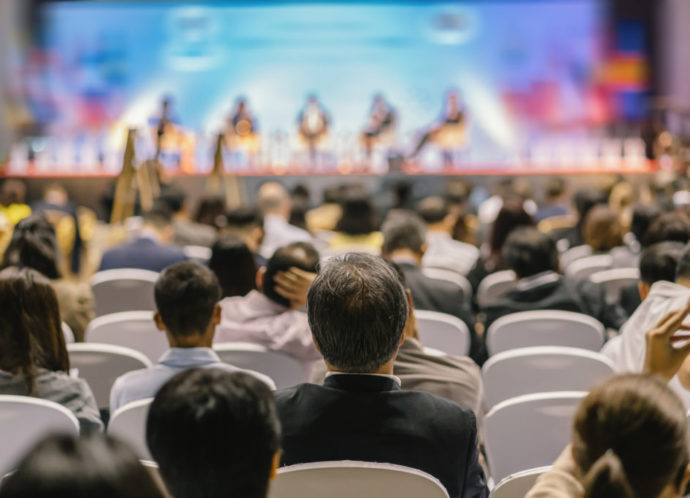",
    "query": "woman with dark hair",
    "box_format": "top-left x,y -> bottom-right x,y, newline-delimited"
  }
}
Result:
1,215 -> 94,341
209,234 -> 257,298
0,267 -> 102,432
0,434 -> 166,498
330,192 -> 382,252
